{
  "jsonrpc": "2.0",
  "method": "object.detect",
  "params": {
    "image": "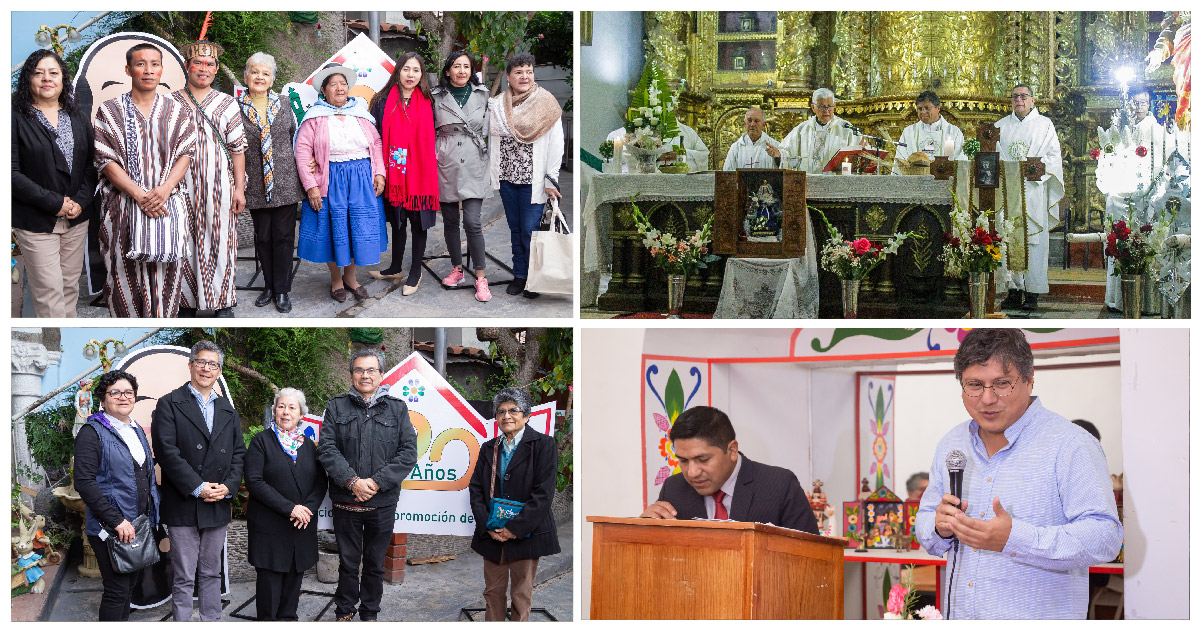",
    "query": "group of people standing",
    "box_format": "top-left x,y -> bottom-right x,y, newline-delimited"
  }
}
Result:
12,41 -> 564,318
73,341 -> 560,621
